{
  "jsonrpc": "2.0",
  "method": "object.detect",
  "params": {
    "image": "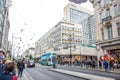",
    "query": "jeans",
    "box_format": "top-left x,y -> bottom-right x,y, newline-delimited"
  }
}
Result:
18,69 -> 23,78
